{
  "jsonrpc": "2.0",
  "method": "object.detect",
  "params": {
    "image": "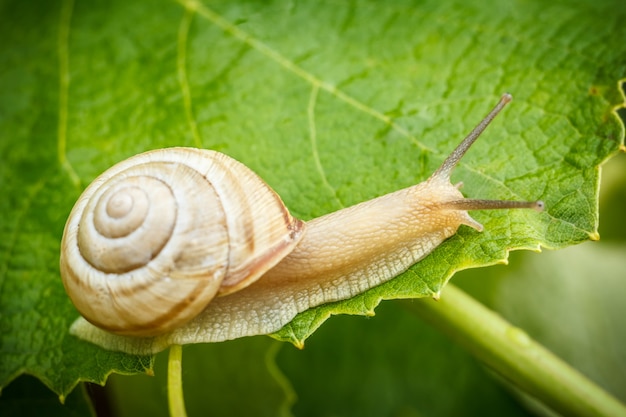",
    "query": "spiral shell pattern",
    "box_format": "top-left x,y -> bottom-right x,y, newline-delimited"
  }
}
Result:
60,148 -> 304,337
